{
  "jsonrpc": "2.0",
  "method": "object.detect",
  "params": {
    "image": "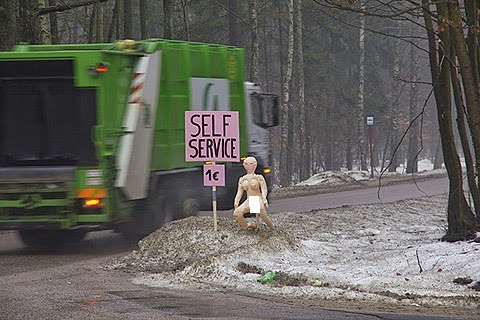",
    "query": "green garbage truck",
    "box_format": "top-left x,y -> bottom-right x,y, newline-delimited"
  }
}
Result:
0,39 -> 278,246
